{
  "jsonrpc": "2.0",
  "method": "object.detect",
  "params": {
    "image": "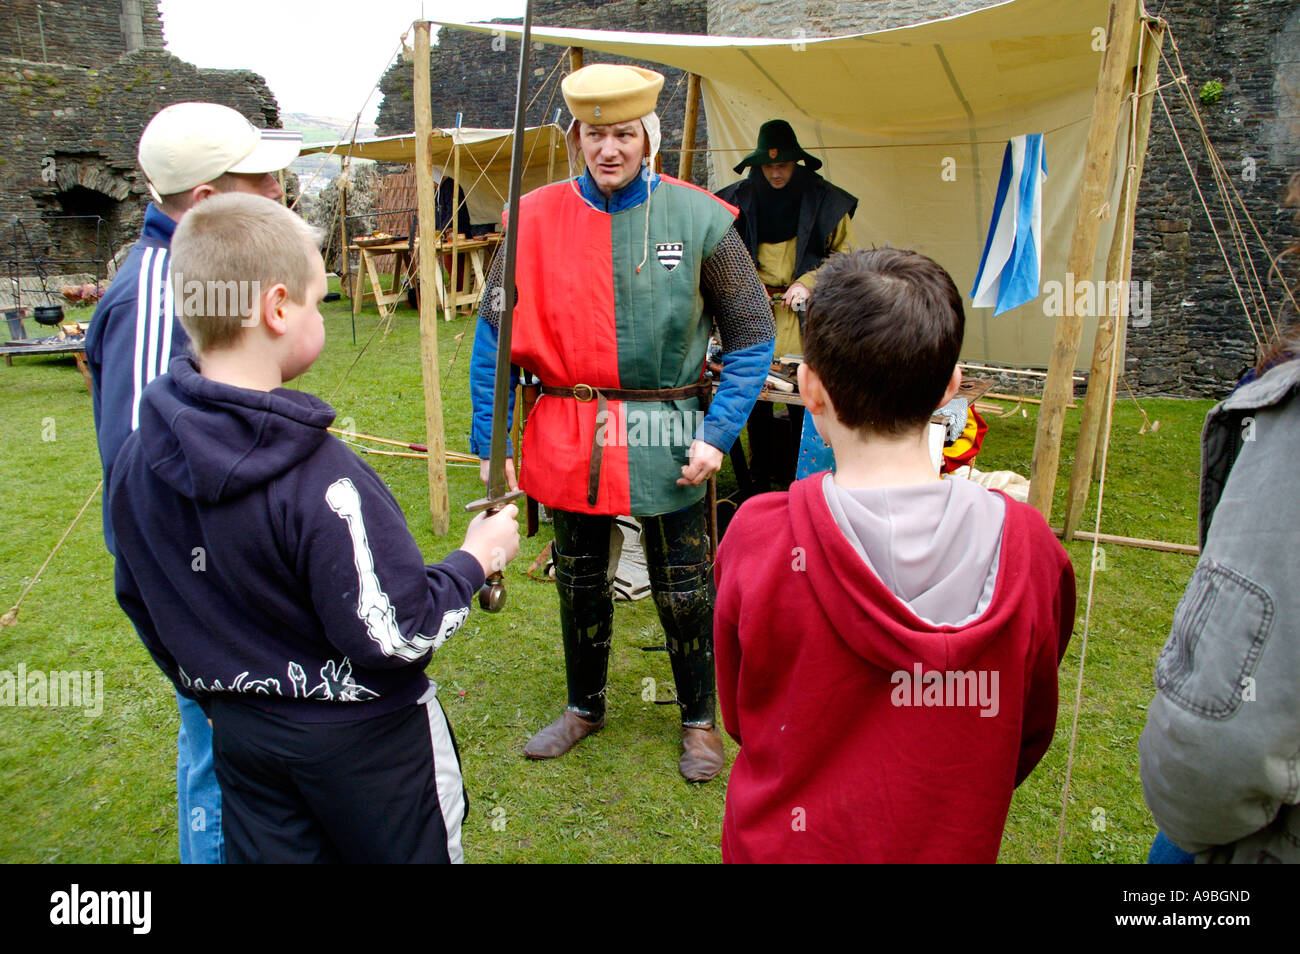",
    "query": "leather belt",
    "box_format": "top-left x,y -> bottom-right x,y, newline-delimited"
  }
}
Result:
539,382 -> 712,506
